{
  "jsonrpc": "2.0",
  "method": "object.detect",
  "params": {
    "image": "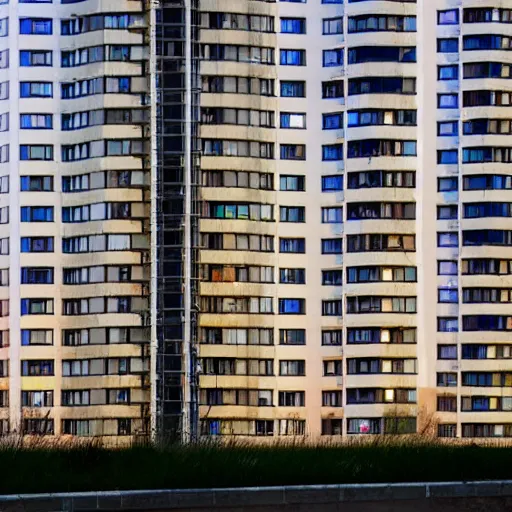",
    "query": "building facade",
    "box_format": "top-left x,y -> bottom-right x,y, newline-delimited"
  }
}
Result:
0,0 -> 510,443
